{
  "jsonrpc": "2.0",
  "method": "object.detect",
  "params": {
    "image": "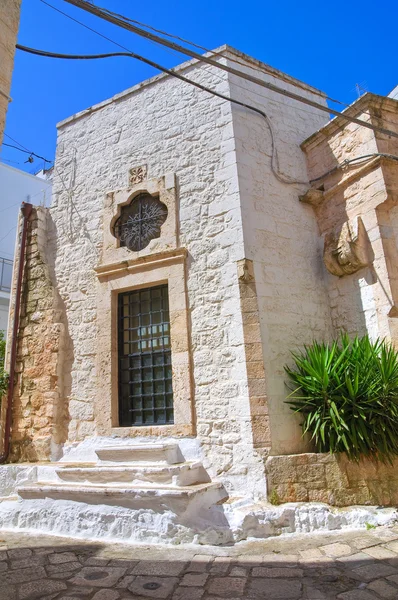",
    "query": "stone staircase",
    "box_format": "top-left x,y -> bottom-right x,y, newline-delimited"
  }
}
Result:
3,443 -> 230,544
